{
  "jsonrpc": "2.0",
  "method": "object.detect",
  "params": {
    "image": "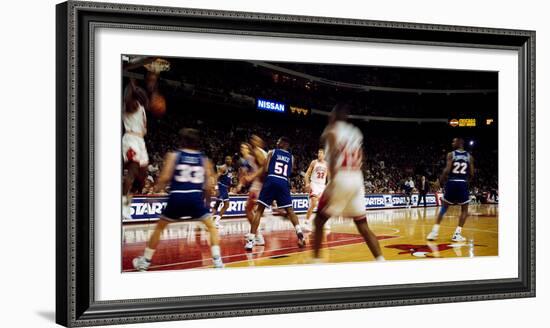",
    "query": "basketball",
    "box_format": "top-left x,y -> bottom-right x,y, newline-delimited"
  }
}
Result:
149,92 -> 166,118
